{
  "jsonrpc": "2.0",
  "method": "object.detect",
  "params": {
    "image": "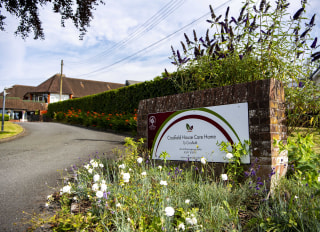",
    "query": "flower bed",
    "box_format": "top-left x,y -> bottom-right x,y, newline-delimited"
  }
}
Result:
28,135 -> 320,231
54,108 -> 137,134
